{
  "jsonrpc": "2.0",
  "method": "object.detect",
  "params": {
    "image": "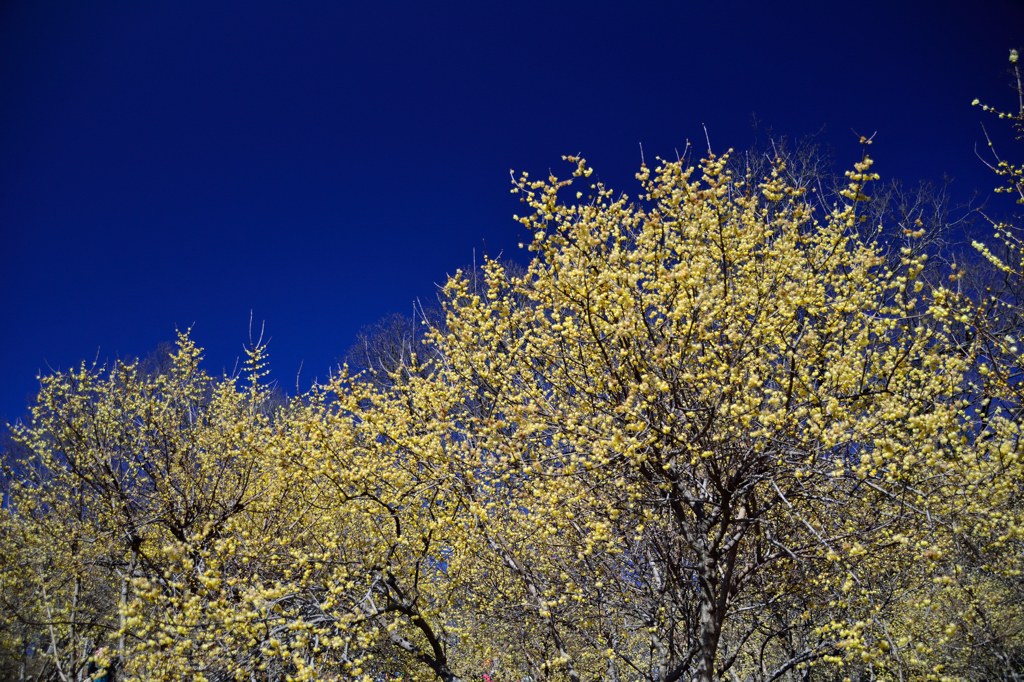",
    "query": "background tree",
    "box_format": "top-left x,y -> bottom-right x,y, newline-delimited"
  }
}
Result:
342,257 -> 528,391
898,47 -> 1024,682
